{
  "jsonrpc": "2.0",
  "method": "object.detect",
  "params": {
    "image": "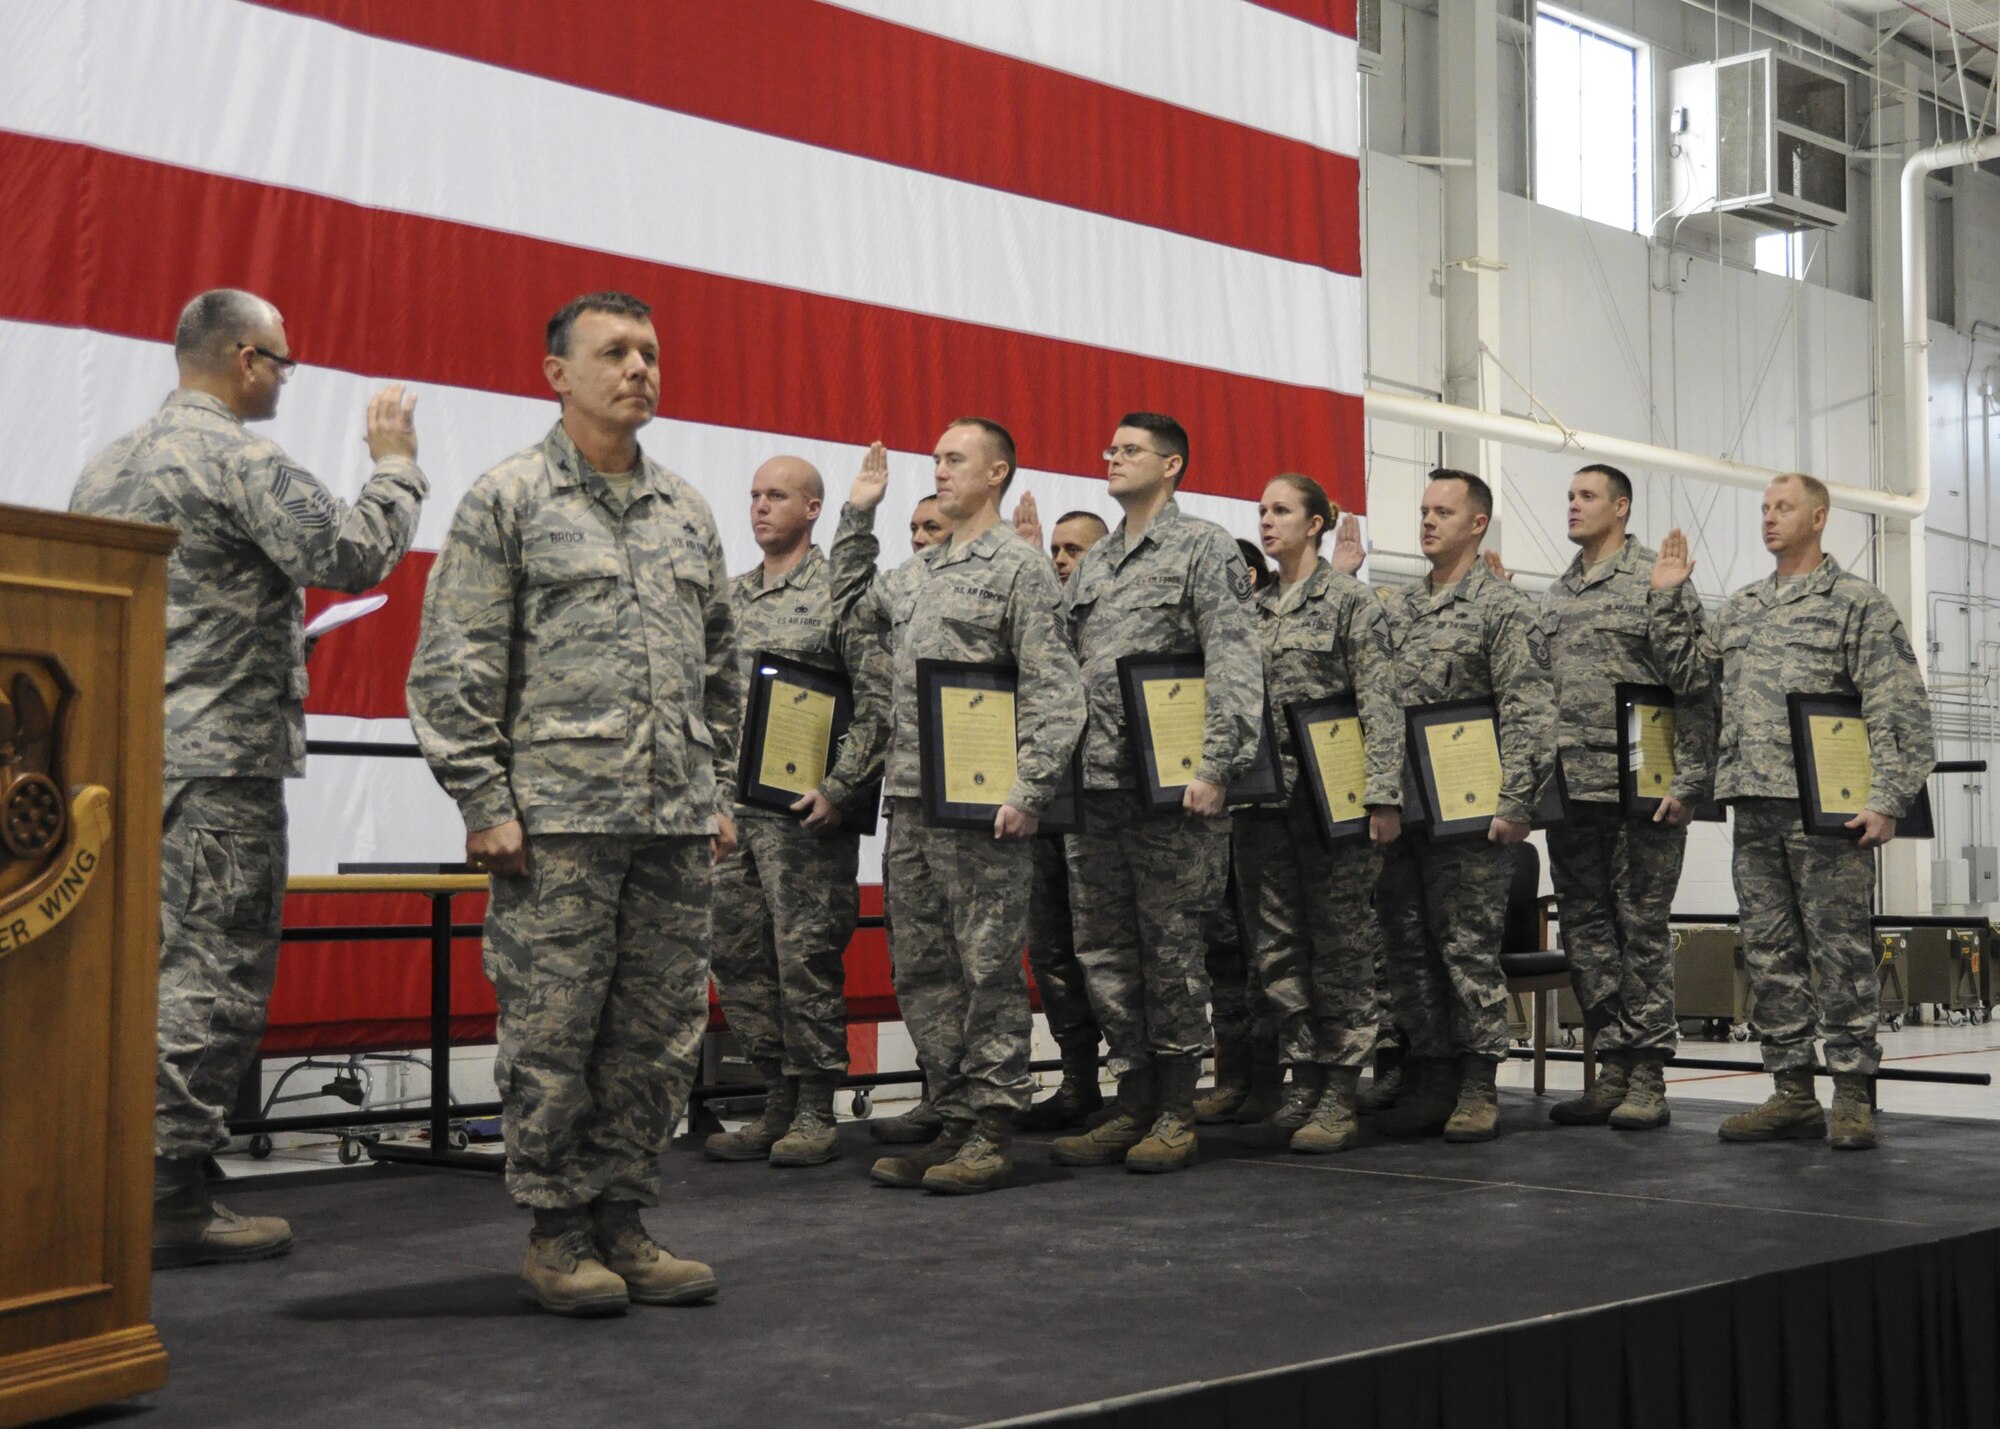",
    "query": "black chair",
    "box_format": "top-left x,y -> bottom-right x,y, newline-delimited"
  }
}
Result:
1498,842 -> 1595,1095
